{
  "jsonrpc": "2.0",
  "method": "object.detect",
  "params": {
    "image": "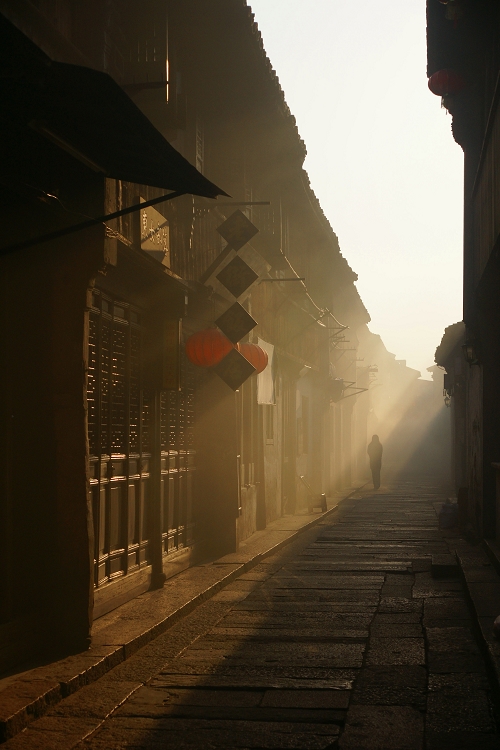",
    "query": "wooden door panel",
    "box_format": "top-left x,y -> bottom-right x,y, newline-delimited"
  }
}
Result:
98,486 -> 106,556
108,484 -> 122,551
127,482 -> 137,545
89,291 -> 197,590
160,374 -> 196,559
88,291 -> 151,589
140,479 -> 149,548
